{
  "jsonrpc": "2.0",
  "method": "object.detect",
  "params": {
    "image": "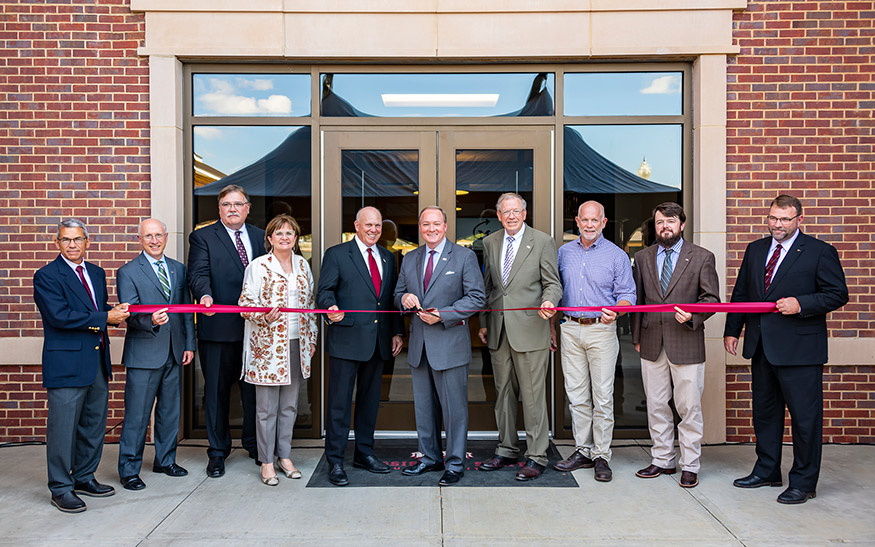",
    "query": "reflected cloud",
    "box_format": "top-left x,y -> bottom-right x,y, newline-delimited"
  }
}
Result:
236,78 -> 274,91
193,126 -> 224,140
198,77 -> 292,115
640,75 -> 681,95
